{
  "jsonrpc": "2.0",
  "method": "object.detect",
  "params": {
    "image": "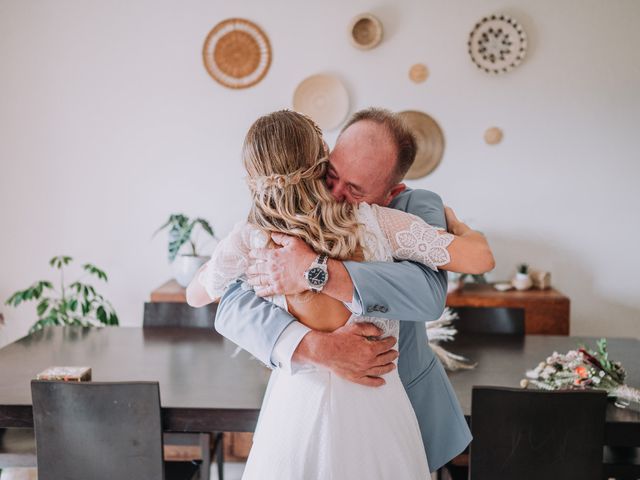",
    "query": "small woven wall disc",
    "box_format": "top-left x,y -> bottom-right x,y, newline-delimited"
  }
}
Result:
484,127 -> 503,145
409,63 -> 429,83
203,18 -> 272,89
